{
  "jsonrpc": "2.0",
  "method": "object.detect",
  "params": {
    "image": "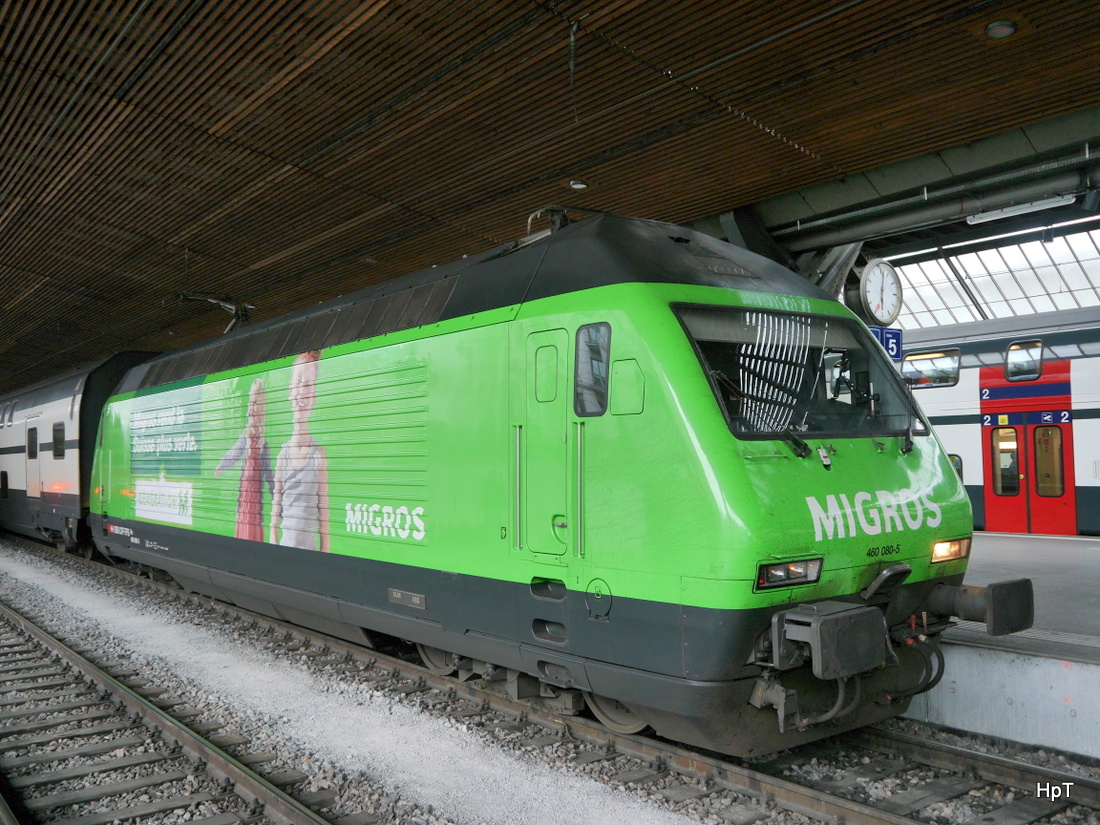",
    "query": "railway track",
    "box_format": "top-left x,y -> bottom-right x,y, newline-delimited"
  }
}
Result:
2,539 -> 1098,825
0,596 -> 363,825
